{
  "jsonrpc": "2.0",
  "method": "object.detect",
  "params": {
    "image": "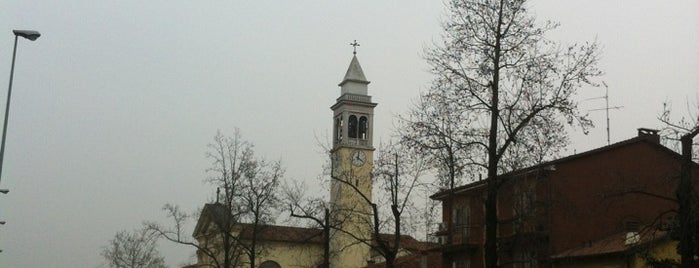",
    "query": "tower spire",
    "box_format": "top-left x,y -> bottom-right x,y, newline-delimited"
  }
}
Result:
338,44 -> 370,96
